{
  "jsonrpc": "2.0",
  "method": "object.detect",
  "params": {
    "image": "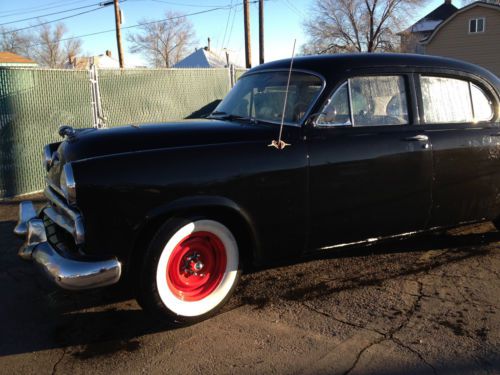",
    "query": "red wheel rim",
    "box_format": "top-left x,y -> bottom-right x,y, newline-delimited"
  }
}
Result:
166,231 -> 227,301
